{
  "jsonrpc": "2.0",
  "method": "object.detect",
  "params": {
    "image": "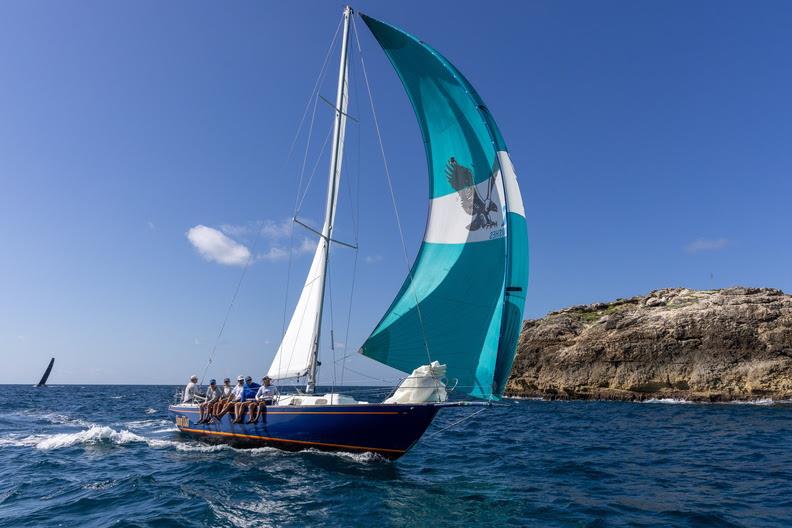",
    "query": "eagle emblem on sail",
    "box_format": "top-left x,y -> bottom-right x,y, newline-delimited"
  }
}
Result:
445,157 -> 499,231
